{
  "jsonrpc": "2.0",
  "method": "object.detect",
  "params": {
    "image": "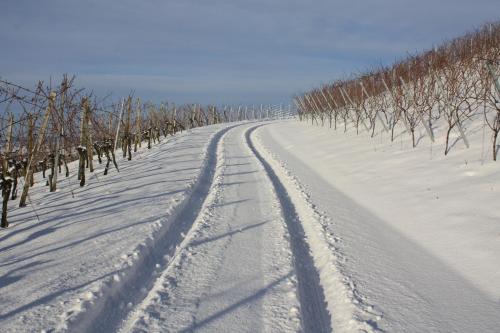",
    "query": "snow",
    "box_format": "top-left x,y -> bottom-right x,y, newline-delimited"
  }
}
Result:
256,118 -> 500,332
250,126 -> 378,332
1,124 -> 233,332
1,116 -> 499,332
120,124 -> 303,332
